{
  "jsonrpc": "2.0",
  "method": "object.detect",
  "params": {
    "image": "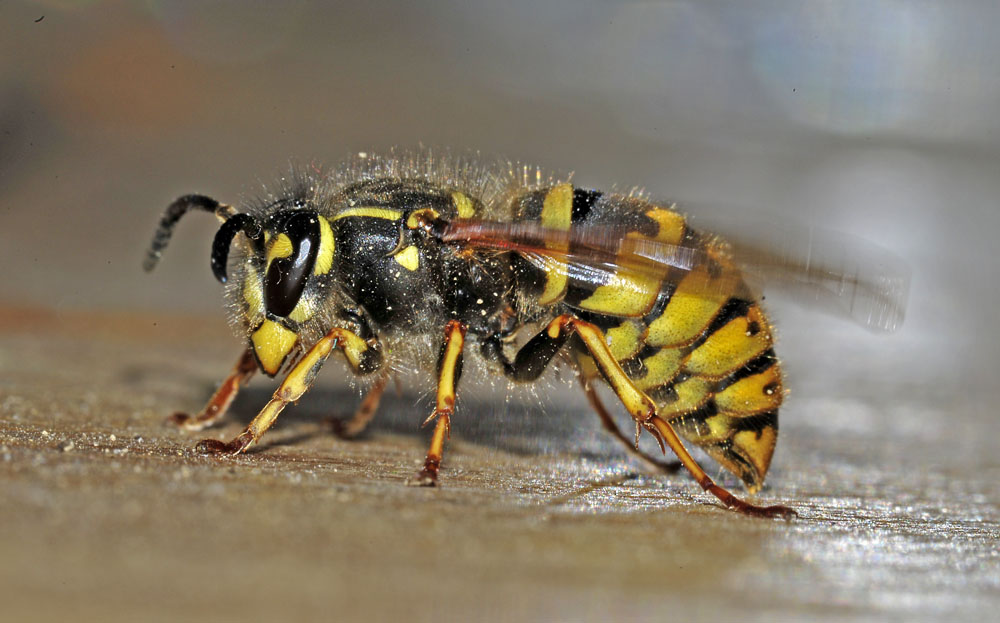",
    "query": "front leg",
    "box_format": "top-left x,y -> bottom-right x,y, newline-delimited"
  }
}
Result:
197,327 -> 381,454
410,320 -> 467,486
169,349 -> 257,431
